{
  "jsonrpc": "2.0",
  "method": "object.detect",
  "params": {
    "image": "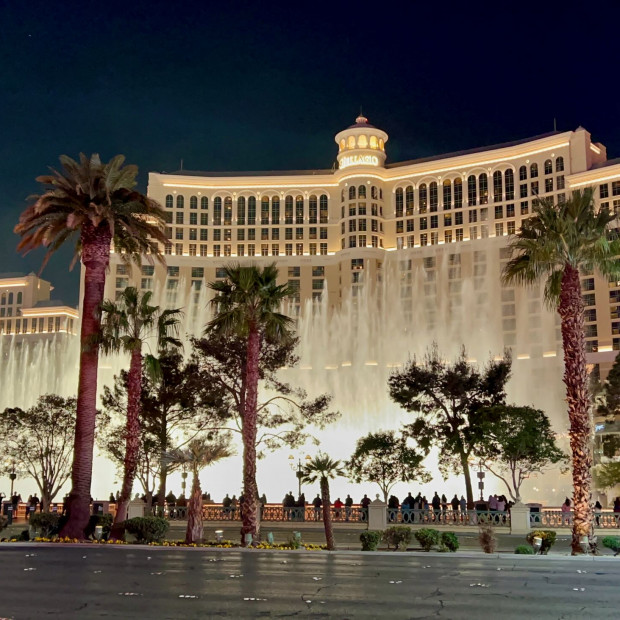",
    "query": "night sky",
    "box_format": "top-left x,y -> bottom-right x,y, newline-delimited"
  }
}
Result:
1,1 -> 618,305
